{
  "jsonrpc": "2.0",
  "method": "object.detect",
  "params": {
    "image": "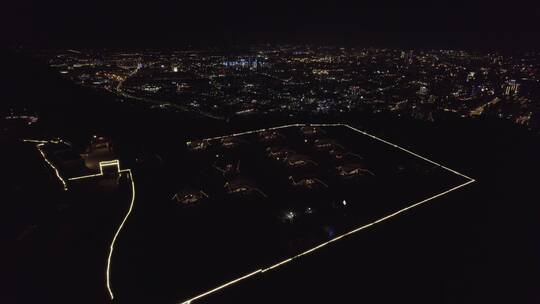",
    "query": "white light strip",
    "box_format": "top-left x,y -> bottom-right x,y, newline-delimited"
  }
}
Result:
179,269 -> 263,304
106,169 -> 136,300
187,124 -> 303,143
99,160 -> 121,175
261,258 -> 293,273
186,123 -> 474,181
68,169 -> 131,181
341,124 -> 475,181
22,139 -> 49,144
179,123 -> 476,304
66,161 -> 133,300
23,138 -> 121,190
179,179 -> 475,304
68,173 -> 104,181
295,179 -> 475,258
23,138 -> 135,300
32,142 -> 69,191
